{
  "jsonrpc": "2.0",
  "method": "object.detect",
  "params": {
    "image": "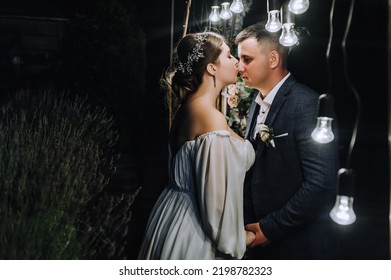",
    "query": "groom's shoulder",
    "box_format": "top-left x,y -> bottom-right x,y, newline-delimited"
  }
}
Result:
290,81 -> 319,100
